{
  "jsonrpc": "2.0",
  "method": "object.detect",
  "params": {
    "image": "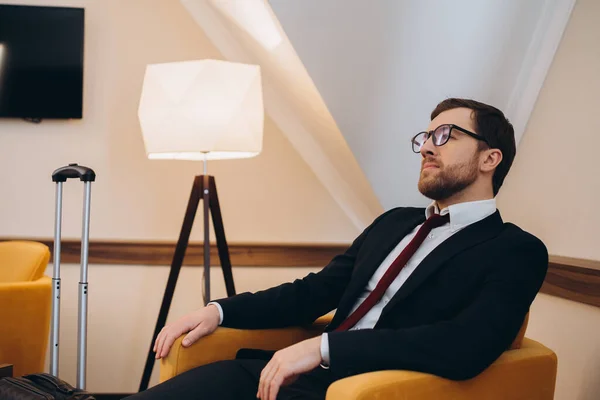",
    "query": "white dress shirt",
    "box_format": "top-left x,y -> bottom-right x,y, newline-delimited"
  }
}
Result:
210,198 -> 498,366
